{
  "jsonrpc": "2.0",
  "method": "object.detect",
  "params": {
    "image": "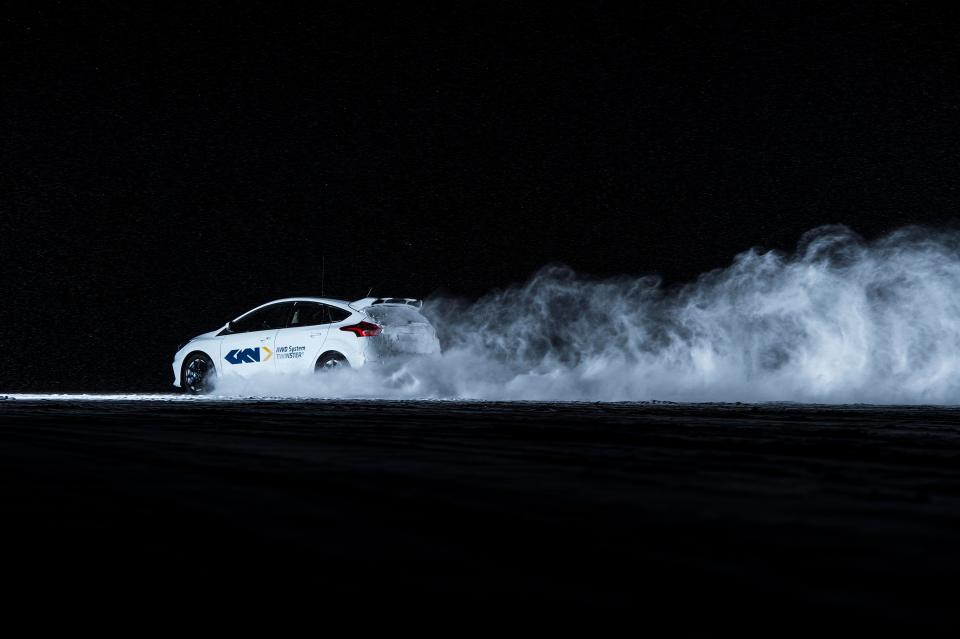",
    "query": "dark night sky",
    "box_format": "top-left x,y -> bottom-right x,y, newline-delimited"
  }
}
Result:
2,1 -> 960,390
